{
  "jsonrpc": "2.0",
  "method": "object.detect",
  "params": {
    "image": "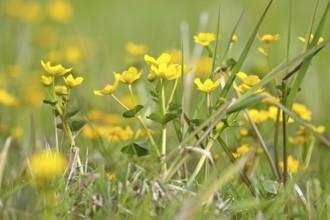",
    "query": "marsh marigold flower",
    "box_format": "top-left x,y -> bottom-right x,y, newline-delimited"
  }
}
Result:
144,53 -> 171,67
279,155 -> 301,174
194,78 -> 221,93
194,32 -> 216,46
94,73 -> 121,96
117,67 -> 142,85
257,34 -> 280,44
244,109 -> 269,124
233,72 -> 264,94
30,149 -> 67,180
47,0 -> 73,22
0,89 -> 19,106
125,42 -> 148,56
41,75 -> 53,87
298,34 -> 324,45
64,74 -> 83,88
55,85 -> 68,95
232,144 -> 250,158
41,60 -> 72,76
